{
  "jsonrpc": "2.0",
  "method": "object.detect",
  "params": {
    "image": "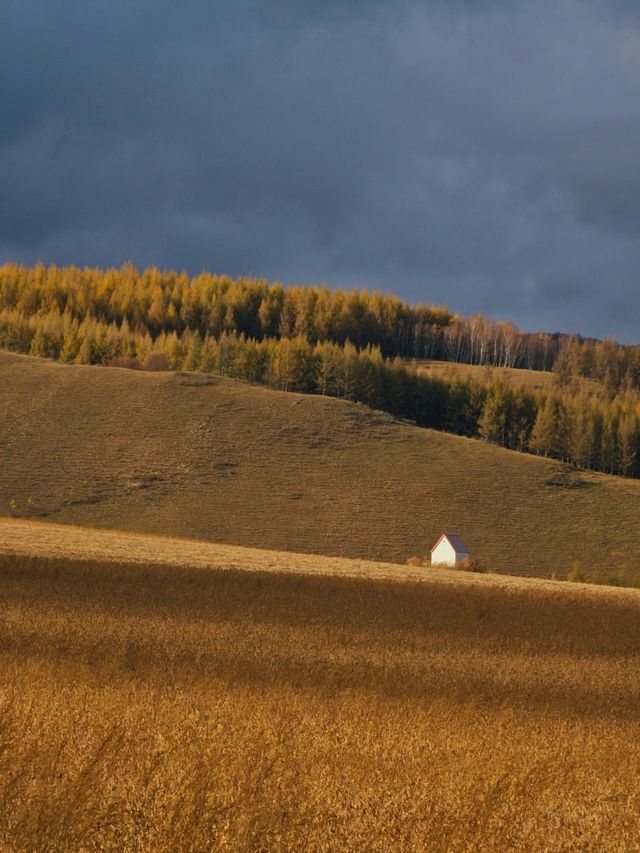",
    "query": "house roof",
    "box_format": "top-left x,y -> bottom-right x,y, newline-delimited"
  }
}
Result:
431,532 -> 469,554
